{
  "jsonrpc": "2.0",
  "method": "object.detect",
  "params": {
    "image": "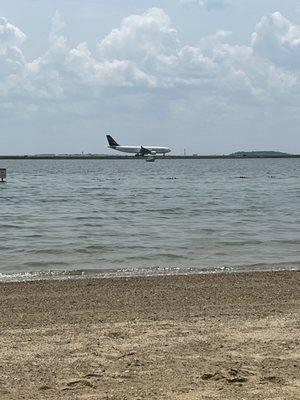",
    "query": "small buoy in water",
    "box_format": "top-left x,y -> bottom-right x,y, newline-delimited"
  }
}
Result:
0,168 -> 6,182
